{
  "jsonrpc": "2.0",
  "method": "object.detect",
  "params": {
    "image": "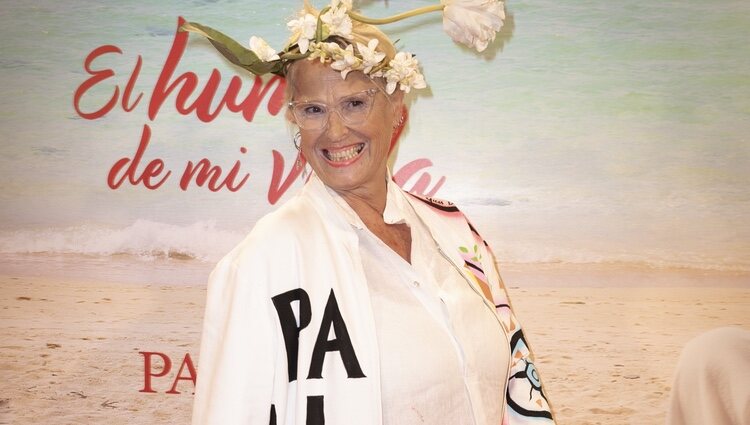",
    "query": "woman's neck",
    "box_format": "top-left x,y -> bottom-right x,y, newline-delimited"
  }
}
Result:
336,179 -> 388,224
335,175 -> 412,264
